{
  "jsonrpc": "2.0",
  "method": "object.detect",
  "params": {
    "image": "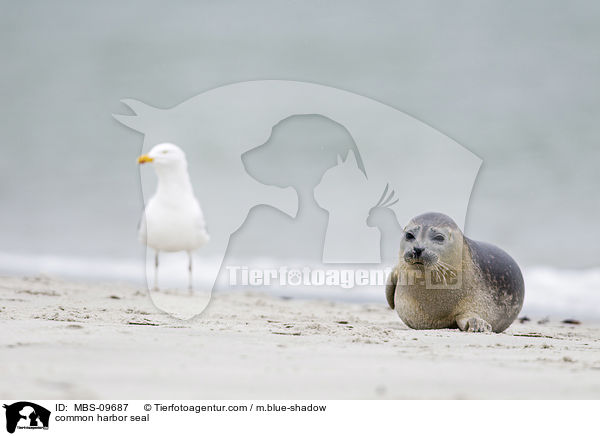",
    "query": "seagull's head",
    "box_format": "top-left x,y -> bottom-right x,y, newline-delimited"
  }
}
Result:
137,143 -> 188,171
